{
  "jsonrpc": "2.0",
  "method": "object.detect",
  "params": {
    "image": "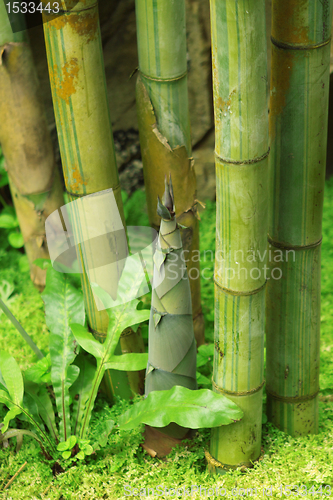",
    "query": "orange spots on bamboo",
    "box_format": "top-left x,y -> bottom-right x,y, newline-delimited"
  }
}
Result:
69,164 -> 88,193
46,9 -> 98,43
216,89 -> 236,115
69,11 -> 98,43
54,58 -> 79,104
272,0 -> 312,45
47,14 -> 67,30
